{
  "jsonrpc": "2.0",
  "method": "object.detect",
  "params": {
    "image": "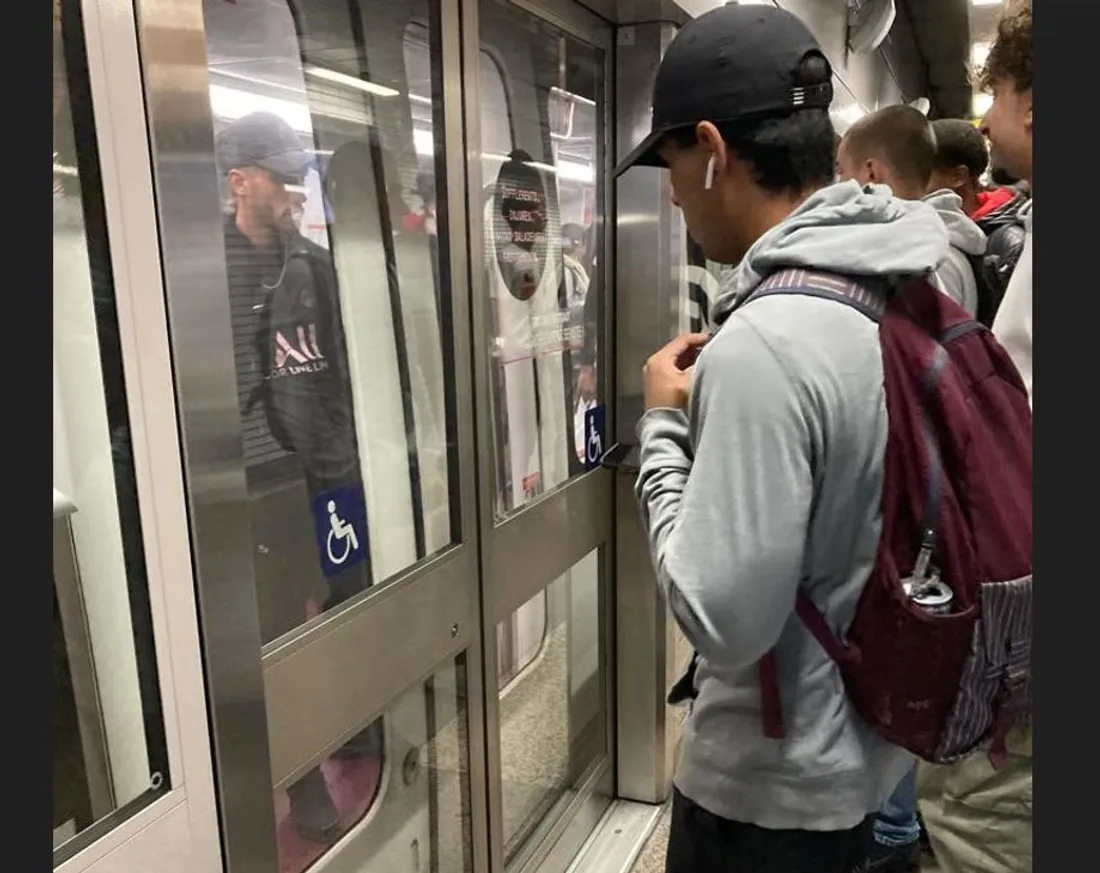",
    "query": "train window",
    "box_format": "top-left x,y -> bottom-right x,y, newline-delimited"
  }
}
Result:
476,0 -> 605,519
202,0 -> 456,643
280,656 -> 473,873
53,0 -> 169,860
405,27 -> 553,699
496,548 -> 604,865
202,0 -> 456,865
